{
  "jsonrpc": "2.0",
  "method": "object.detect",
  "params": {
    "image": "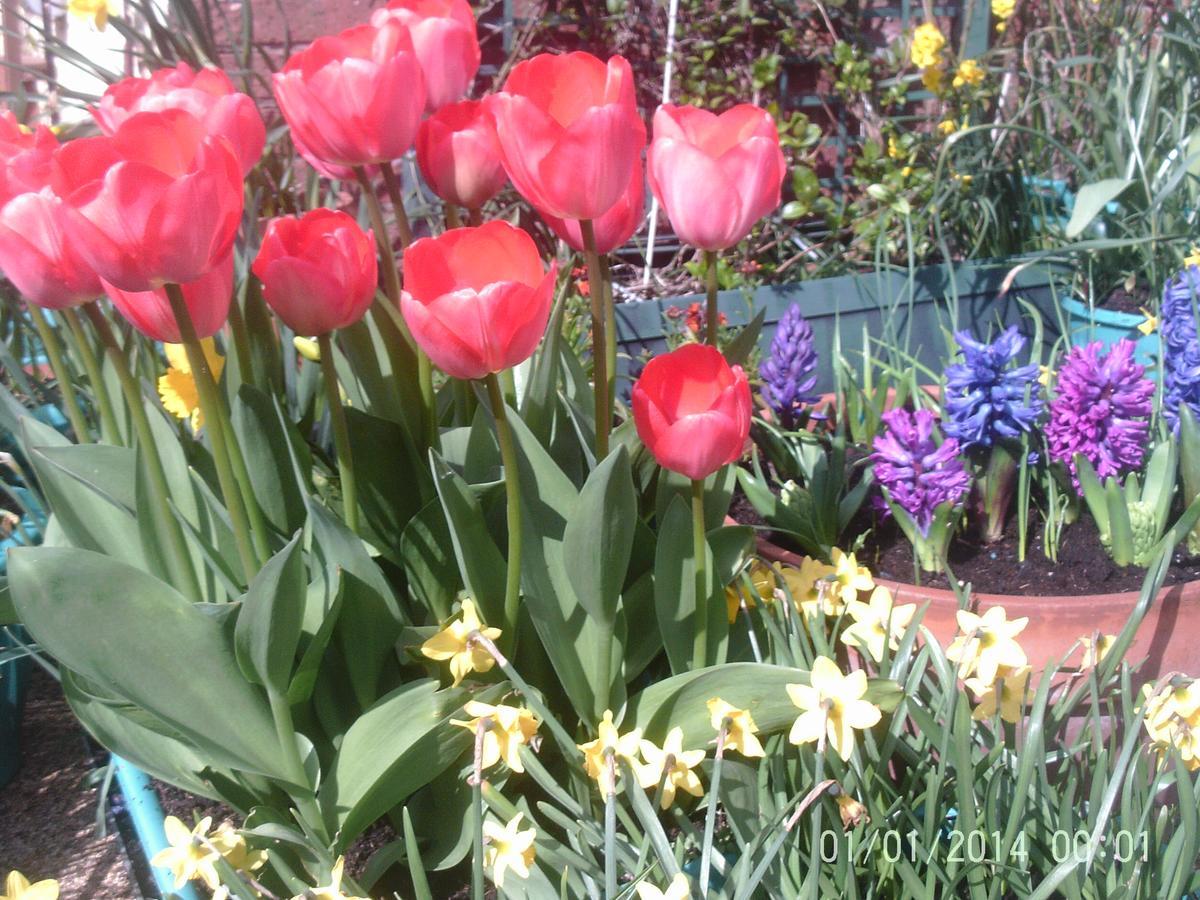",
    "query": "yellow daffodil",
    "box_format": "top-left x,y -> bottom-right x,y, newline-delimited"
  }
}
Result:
910,22 -> 946,69
451,701 -> 539,773
707,697 -> 765,757
420,598 -> 501,686
1184,247 -> 1200,269
151,816 -> 222,891
780,556 -> 838,617
293,335 -> 321,361
484,813 -> 537,888
291,857 -> 368,900
1,871 -> 58,900
637,726 -> 706,809
725,560 -> 777,622
1038,365 -> 1054,387
964,664 -> 1031,723
1080,633 -> 1117,668
68,0 -> 112,29
787,656 -> 882,760
578,709 -> 641,797
992,0 -> 1016,27
1137,307 -> 1158,336
1142,679 -> 1200,770
840,585 -> 916,662
209,823 -> 268,874
830,548 -> 874,608
953,58 -> 985,88
922,66 -> 945,94
636,873 -> 691,900
158,339 -> 224,433
946,606 -> 1028,683
836,791 -> 870,829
